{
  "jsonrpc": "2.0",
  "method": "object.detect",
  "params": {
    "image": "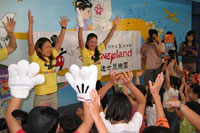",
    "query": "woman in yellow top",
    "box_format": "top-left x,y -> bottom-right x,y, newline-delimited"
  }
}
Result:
28,10 -> 68,109
78,11 -> 120,106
